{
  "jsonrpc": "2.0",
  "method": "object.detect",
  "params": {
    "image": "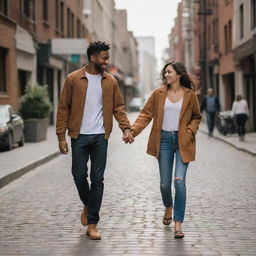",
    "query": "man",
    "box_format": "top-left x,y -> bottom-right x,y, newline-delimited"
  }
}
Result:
56,41 -> 133,240
200,88 -> 220,136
